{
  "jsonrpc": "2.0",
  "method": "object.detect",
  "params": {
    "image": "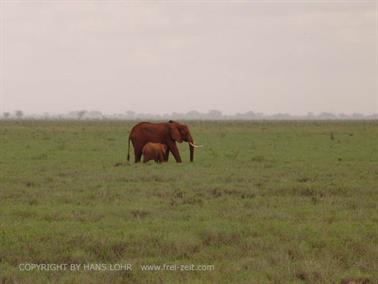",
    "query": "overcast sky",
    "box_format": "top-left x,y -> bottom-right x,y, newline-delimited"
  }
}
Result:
0,0 -> 377,115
